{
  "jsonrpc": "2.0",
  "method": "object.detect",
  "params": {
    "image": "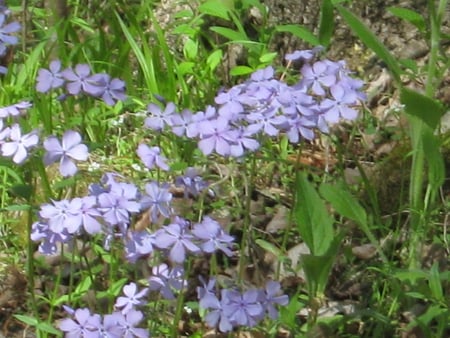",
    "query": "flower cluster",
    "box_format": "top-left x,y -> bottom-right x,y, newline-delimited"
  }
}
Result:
0,101 -> 90,172
175,167 -> 210,197
197,278 -> 289,332
36,60 -> 127,106
27,47 -> 364,336
59,305 -> 149,338
0,2 -> 20,74
32,170 -> 233,262
144,48 -> 365,157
